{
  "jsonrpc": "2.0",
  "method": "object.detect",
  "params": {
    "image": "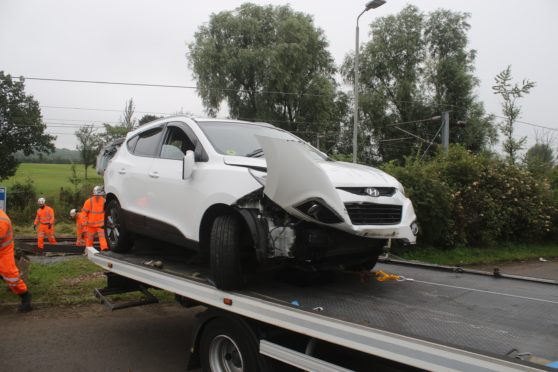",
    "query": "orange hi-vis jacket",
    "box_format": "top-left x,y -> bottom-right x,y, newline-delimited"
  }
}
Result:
76,212 -> 87,245
35,205 -> 54,225
0,209 -> 28,295
34,206 -> 55,226
82,196 -> 105,227
0,210 -> 14,251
